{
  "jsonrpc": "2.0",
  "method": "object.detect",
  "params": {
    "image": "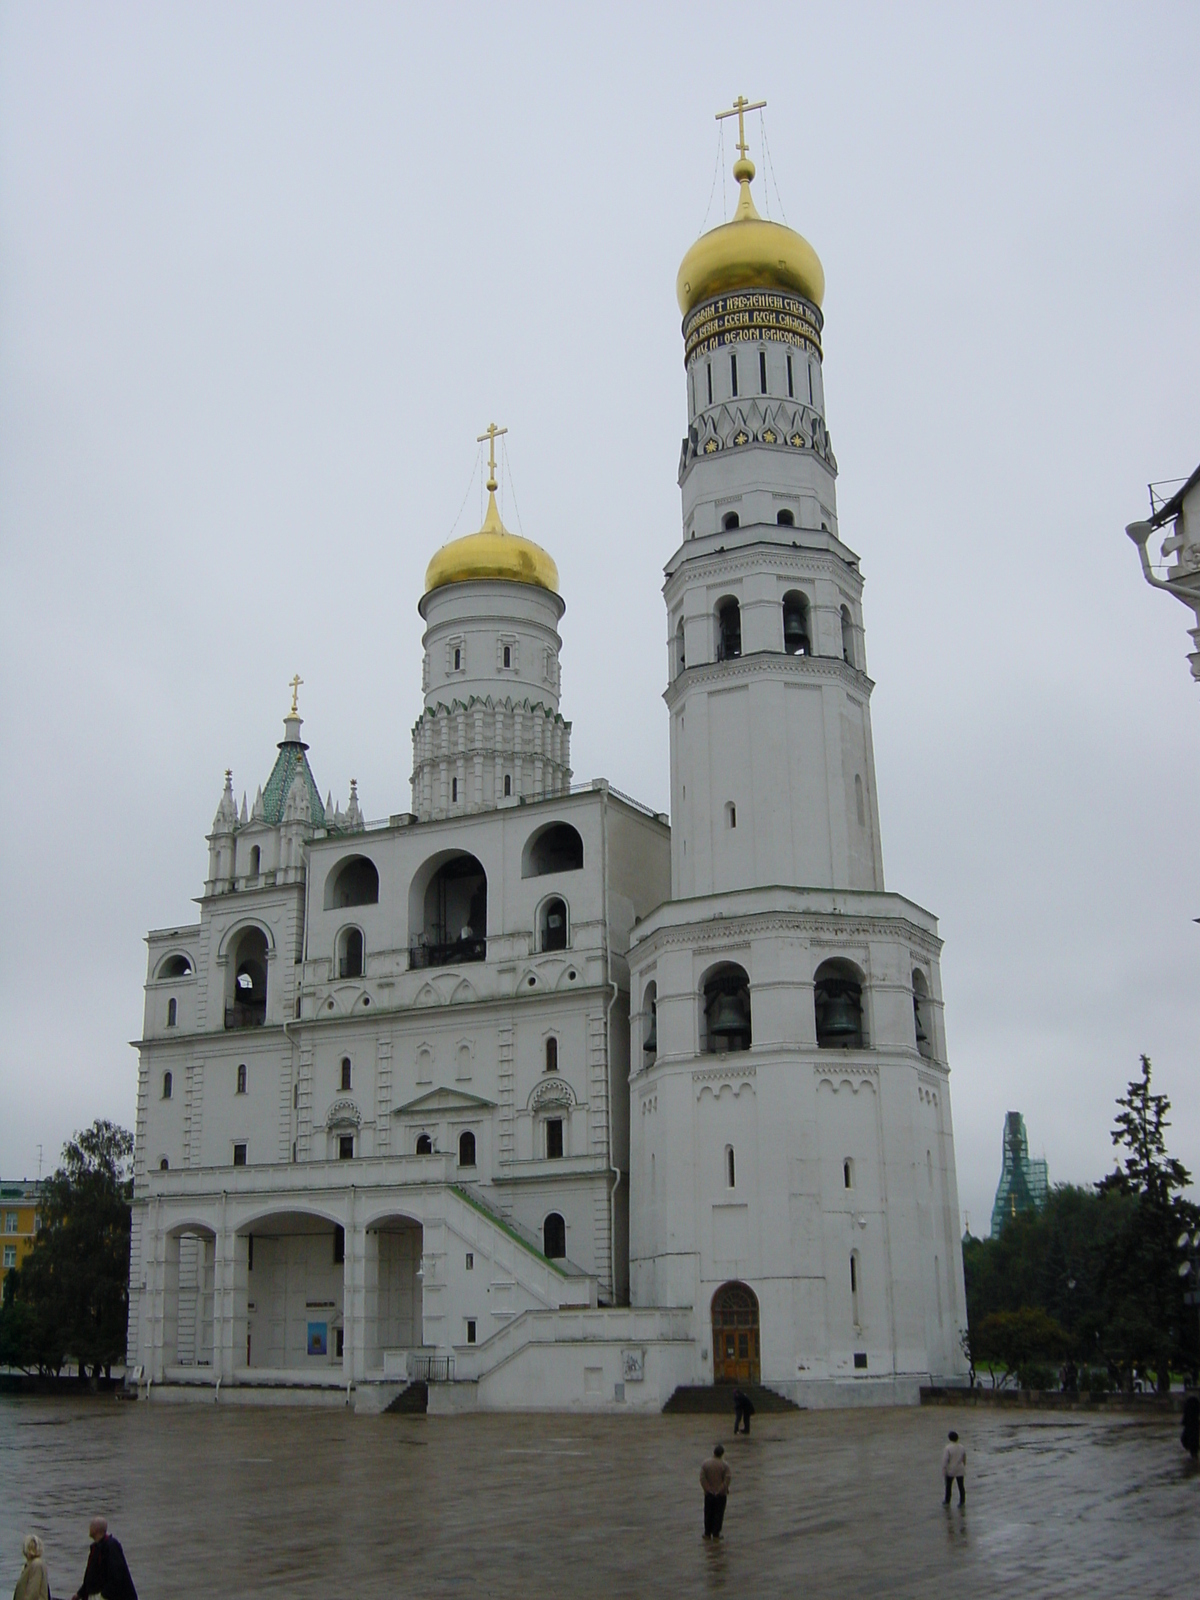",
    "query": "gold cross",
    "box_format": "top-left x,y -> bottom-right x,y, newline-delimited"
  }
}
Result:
716,94 -> 766,161
288,674 -> 303,715
477,422 -> 508,493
